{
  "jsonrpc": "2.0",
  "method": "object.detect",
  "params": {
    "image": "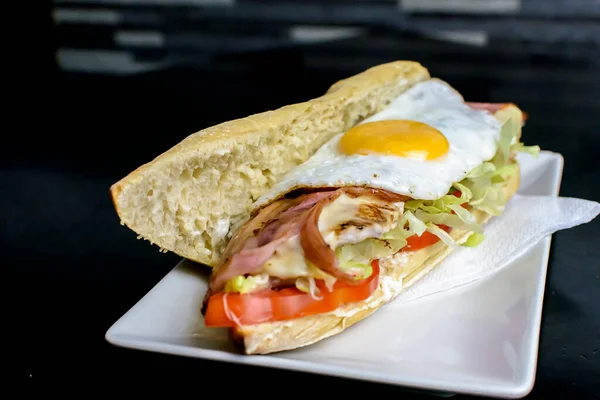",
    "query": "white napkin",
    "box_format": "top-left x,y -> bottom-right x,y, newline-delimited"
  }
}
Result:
392,176 -> 600,305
